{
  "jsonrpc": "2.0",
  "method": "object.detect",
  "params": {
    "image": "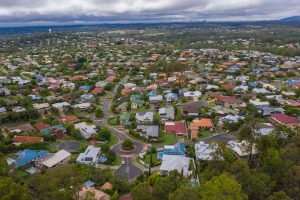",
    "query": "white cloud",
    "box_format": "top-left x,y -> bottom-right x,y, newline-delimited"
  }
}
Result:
0,0 -> 299,24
